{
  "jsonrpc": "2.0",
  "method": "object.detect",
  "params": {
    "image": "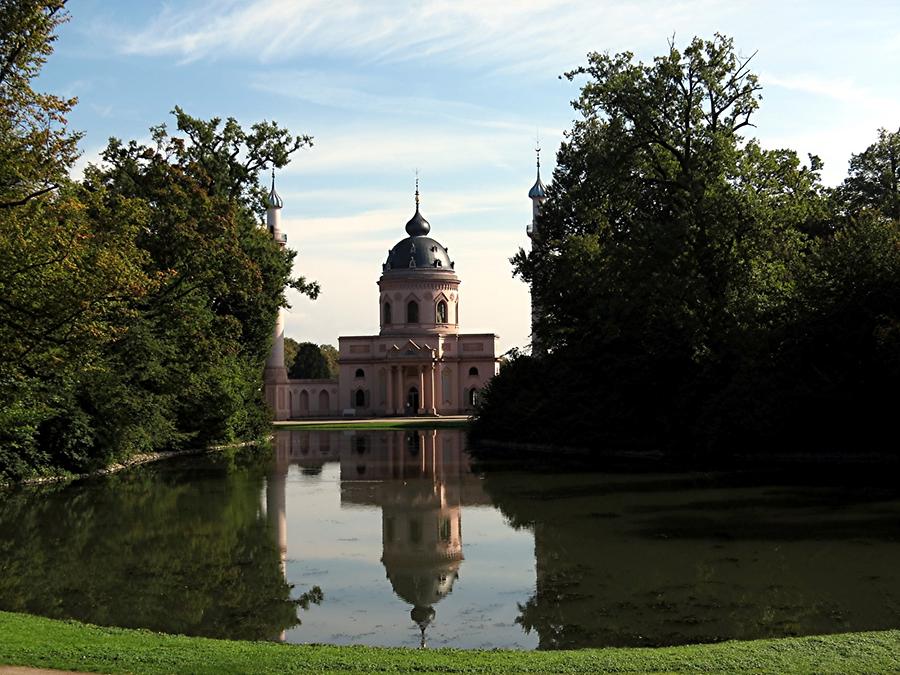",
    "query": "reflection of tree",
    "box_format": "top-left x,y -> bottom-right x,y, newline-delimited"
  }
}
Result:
481,468 -> 900,650
0,452 -> 300,641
